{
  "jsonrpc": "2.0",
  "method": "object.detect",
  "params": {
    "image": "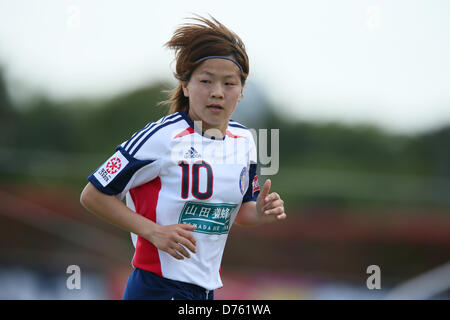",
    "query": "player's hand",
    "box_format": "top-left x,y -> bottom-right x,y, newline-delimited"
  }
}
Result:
147,223 -> 197,260
256,179 -> 286,222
